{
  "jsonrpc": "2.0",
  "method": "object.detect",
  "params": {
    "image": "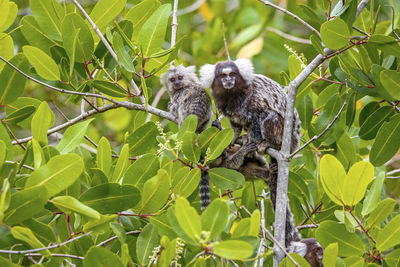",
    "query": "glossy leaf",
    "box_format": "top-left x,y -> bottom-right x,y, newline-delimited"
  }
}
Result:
376,215 -> 400,251
174,197 -> 201,243
30,0 -> 63,41
172,167 -> 201,198
323,243 -> 338,267
342,161 -> 374,206
136,224 -> 159,265
23,45 -> 60,81
113,32 -> 135,72
0,54 -> 29,105
362,172 -> 386,216
167,206 -> 197,245
97,137 -> 112,176
213,240 -> 253,260
127,122 -> 158,156
320,18 -> 350,50
366,199 -> 396,228
125,0 -> 161,39
316,221 -> 364,256
88,80 -> 127,97
83,215 -> 117,234
380,70 -> 400,100
319,155 -> 346,205
182,132 -> 201,163
0,0 -> 17,33
89,0 -> 127,34
207,128 -> 234,160
138,4 -> 171,56
370,114 -> 400,166
209,167 -> 245,190
52,196 -> 100,220
56,119 -> 95,154
11,226 -> 49,255
0,33 -> 13,71
4,105 -> 36,124
201,199 -> 229,240
25,154 -> 84,198
122,154 -> 159,188
177,114 -> 198,139
83,246 -> 124,267
31,101 -> 53,146
135,170 -> 169,214
111,144 -> 130,182
359,106 -> 395,140
80,183 -> 140,214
